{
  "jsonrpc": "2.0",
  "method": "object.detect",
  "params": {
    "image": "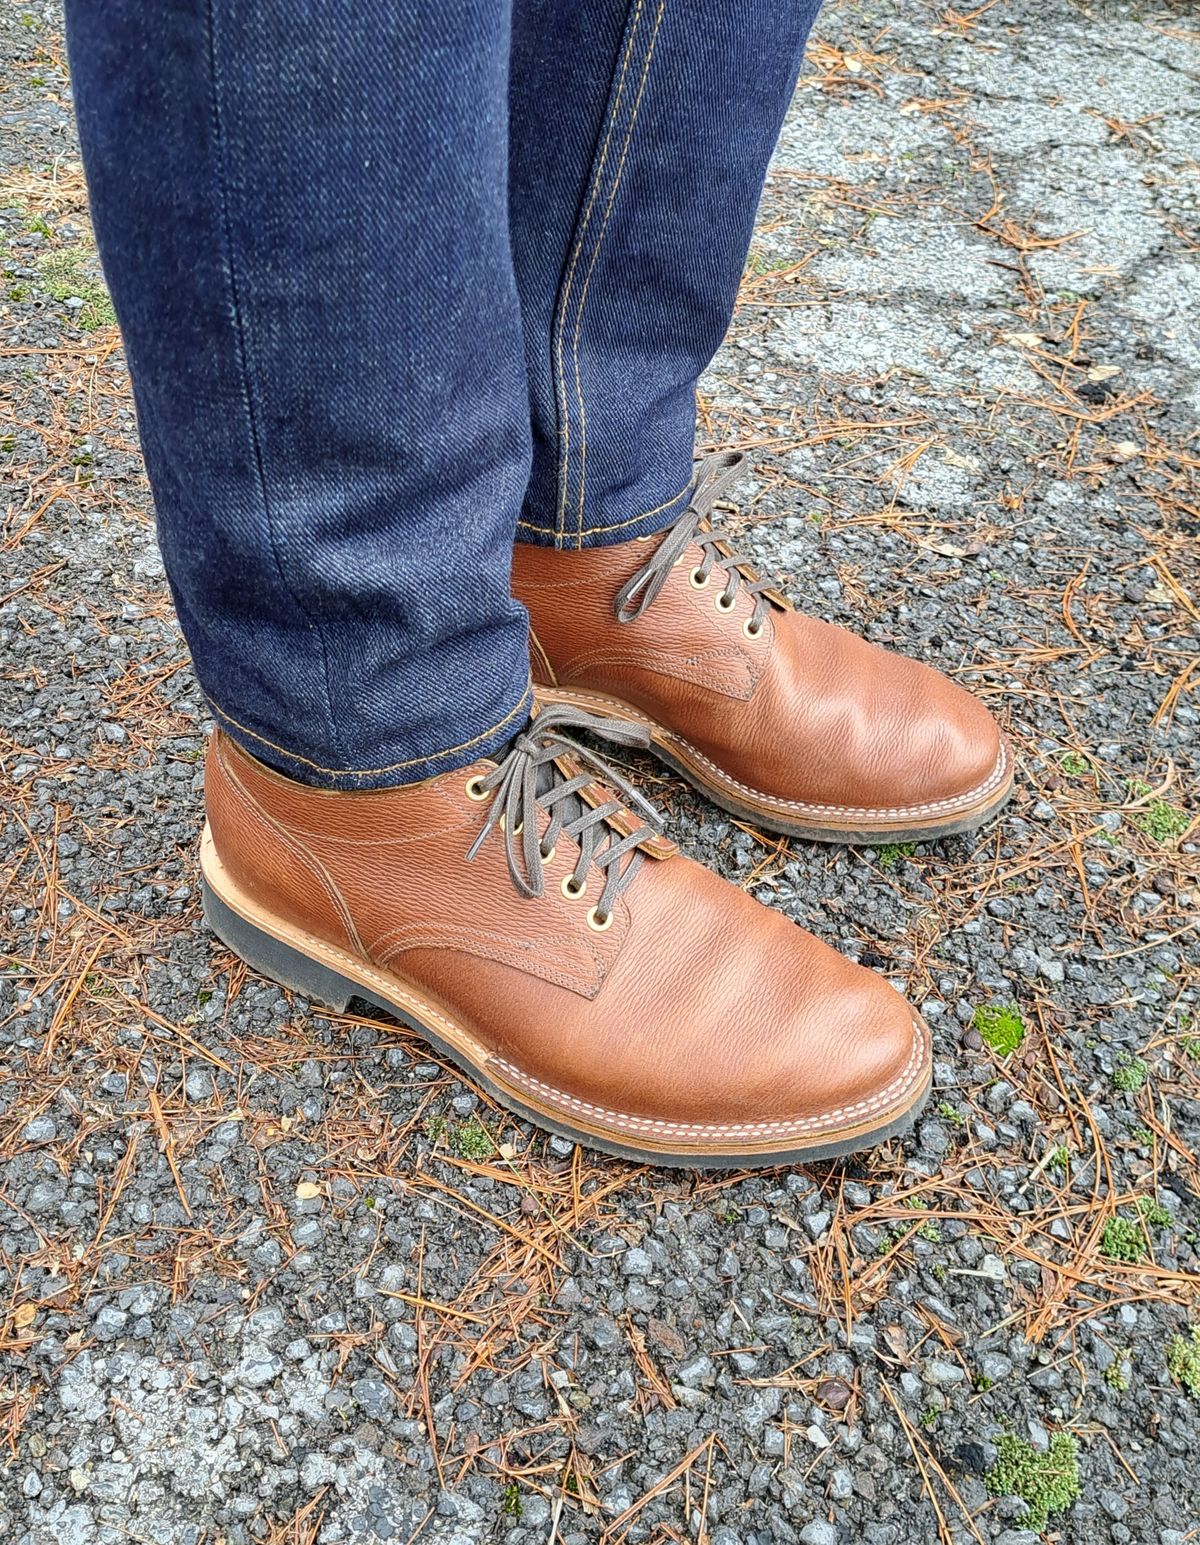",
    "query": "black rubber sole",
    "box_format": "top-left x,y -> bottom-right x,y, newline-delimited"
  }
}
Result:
202,879 -> 930,1169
